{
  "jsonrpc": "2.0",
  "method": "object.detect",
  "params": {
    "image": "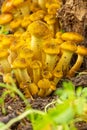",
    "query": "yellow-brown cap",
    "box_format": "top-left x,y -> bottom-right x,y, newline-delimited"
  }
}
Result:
0,13 -> 13,25
76,46 -> 87,56
60,41 -> 77,52
61,32 -> 84,43
43,40 -> 60,54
